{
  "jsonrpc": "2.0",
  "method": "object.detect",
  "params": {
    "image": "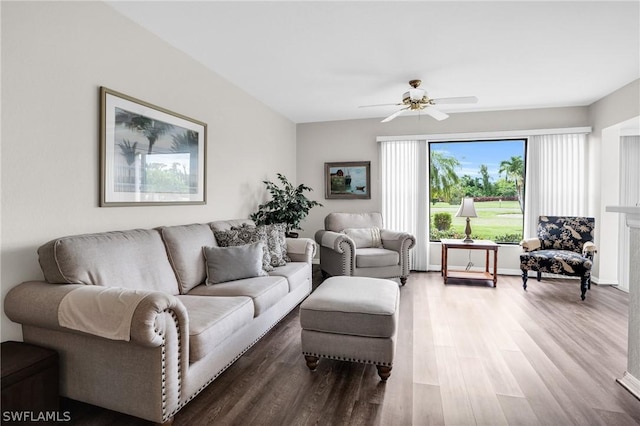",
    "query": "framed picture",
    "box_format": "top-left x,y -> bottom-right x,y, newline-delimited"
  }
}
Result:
325,161 -> 371,199
100,87 -> 207,206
